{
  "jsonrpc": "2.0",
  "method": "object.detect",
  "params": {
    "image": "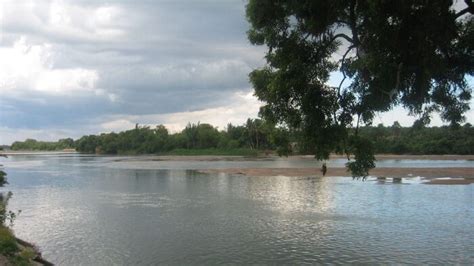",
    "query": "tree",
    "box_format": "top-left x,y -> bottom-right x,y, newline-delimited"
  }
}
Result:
0,149 -> 7,187
391,121 -> 402,138
195,123 -> 220,148
183,122 -> 199,149
0,149 -> 13,227
246,0 -> 473,177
